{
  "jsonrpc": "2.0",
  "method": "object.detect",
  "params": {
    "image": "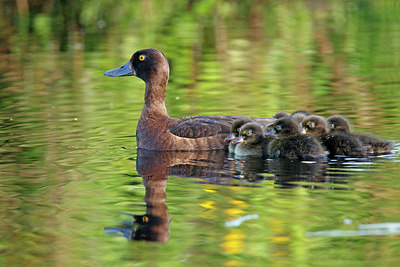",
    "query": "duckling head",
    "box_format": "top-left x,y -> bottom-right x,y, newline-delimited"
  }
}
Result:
273,111 -> 290,119
302,115 -> 328,137
224,118 -> 254,142
327,115 -> 352,133
267,118 -> 301,139
290,110 -> 310,117
104,48 -> 170,84
232,122 -> 264,145
290,113 -> 307,125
